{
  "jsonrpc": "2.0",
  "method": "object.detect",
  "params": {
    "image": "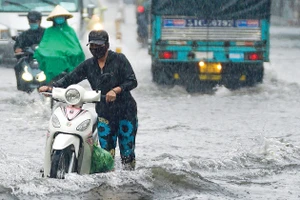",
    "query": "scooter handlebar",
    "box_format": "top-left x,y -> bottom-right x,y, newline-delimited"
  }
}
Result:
14,52 -> 25,56
40,91 -> 52,97
100,94 -> 106,102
